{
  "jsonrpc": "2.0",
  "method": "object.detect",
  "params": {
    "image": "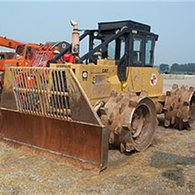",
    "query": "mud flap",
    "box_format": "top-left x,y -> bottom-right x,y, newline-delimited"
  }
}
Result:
0,67 -> 108,171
